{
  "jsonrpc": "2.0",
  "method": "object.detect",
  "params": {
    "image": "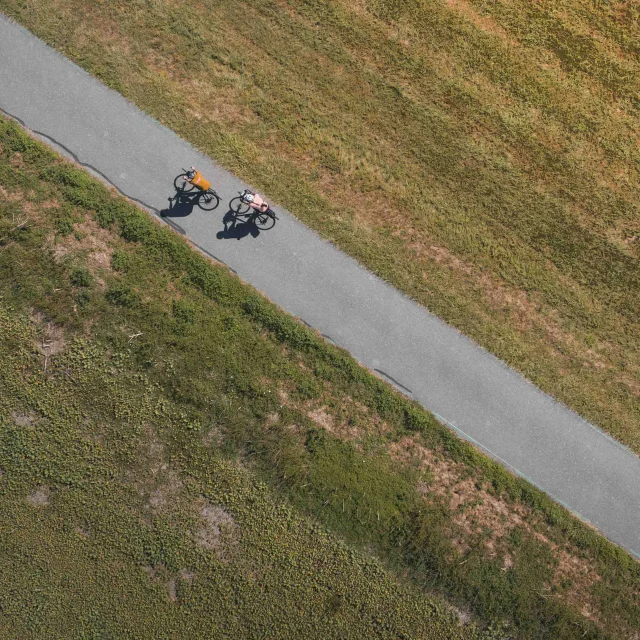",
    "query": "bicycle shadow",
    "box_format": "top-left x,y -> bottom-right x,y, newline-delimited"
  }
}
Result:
159,190 -> 199,218
216,209 -> 261,240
